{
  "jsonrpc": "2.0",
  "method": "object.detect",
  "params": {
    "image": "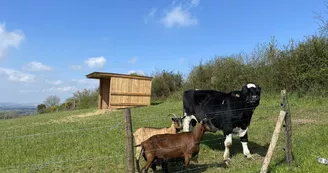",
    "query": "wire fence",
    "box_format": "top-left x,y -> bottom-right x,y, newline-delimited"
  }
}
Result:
1,96 -> 328,173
